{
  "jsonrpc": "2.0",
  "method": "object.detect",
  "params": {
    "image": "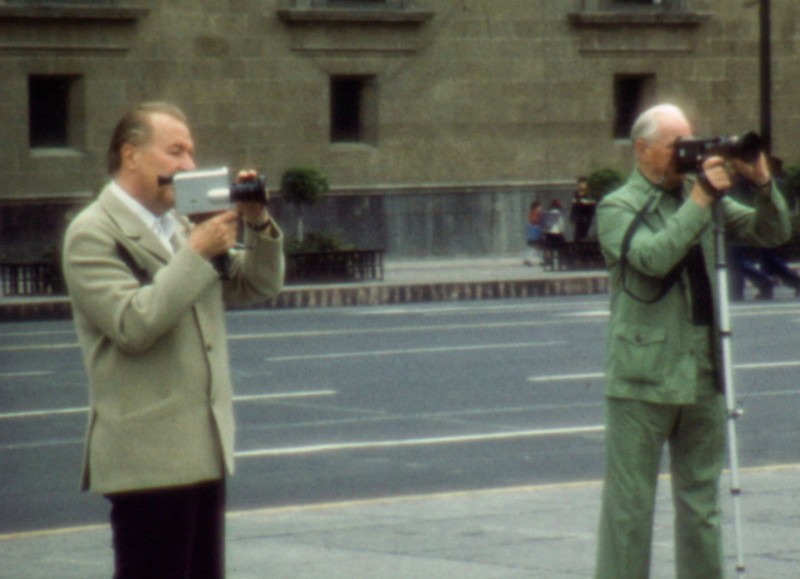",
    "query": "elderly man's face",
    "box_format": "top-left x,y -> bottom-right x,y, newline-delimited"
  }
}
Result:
124,112 -> 196,215
637,114 -> 692,190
